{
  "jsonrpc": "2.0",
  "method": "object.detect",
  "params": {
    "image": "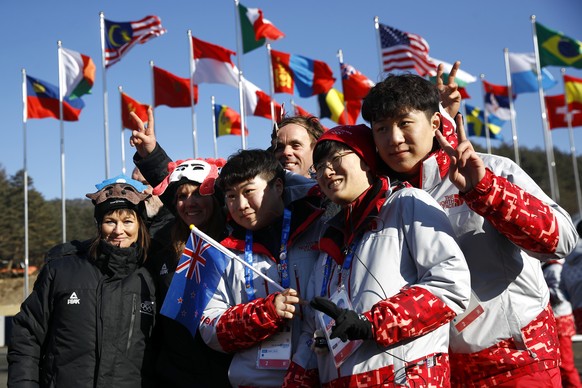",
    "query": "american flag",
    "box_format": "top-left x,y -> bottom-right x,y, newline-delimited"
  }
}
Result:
377,23 -> 436,77
160,231 -> 228,337
103,15 -> 166,68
